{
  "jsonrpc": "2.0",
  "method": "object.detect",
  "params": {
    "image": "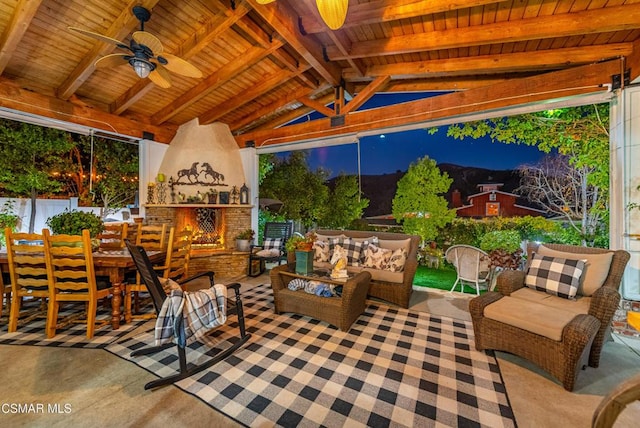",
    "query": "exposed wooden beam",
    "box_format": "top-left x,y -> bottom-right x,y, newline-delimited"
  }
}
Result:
247,0 -> 342,85
325,29 -> 366,77
342,75 -> 391,114
628,39 -> 640,83
353,76 -> 521,93
298,96 -> 335,118
250,93 -> 335,134
199,67 -> 302,125
236,59 -> 622,147
326,5 -> 640,60
57,0 -> 161,100
299,0 -> 504,34
0,77 -> 176,143
0,0 -> 42,74
151,41 -> 284,125
230,87 -> 313,133
343,44 -> 633,80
